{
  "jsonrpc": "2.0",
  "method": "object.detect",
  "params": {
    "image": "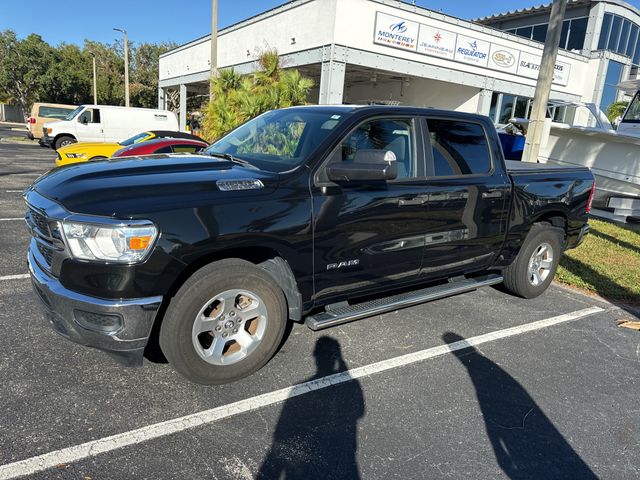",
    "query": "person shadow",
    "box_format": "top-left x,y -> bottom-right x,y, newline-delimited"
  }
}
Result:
442,332 -> 598,480
257,336 -> 365,480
